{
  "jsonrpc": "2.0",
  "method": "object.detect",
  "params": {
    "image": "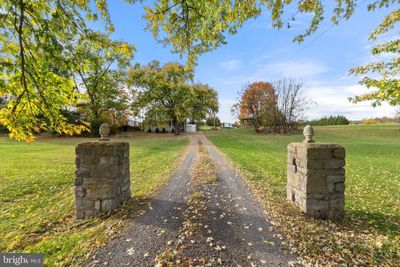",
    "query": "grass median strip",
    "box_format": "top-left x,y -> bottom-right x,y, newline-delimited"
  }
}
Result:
155,140 -> 219,266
